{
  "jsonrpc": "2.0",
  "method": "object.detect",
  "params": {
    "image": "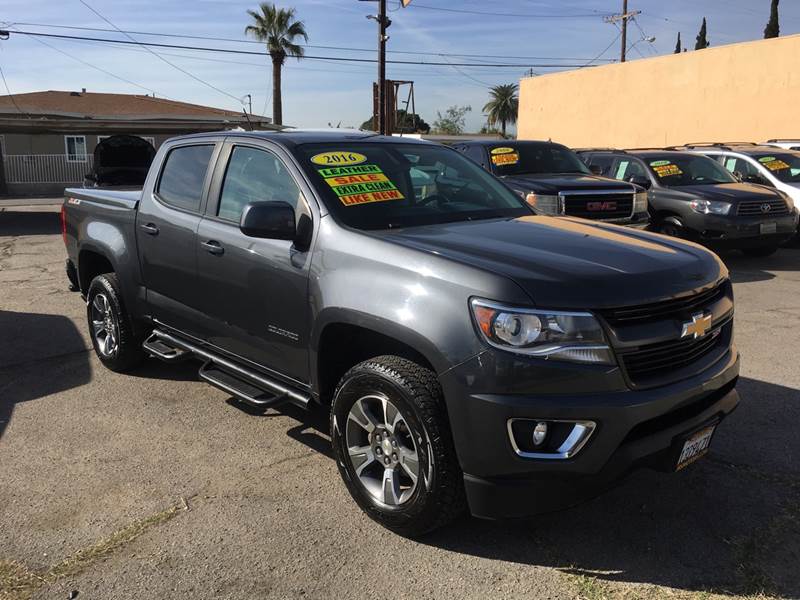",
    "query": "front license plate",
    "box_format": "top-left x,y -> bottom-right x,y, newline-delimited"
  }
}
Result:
675,424 -> 716,471
760,222 -> 777,234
